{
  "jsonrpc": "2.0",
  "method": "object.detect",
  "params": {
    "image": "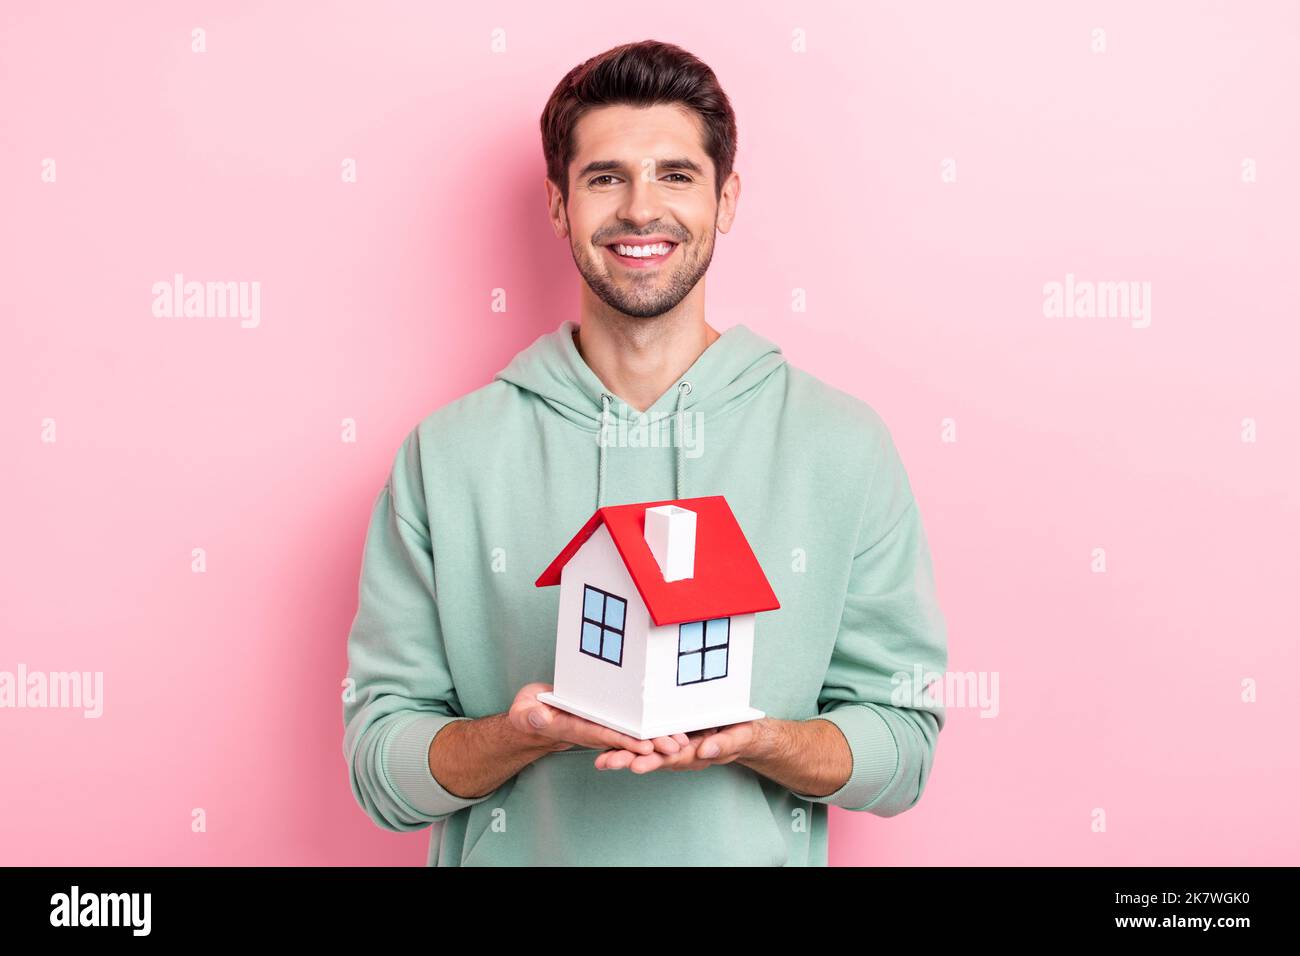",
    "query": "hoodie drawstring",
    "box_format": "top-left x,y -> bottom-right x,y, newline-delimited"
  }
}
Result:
674,380 -> 691,501
595,380 -> 692,511
597,392 -> 611,510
